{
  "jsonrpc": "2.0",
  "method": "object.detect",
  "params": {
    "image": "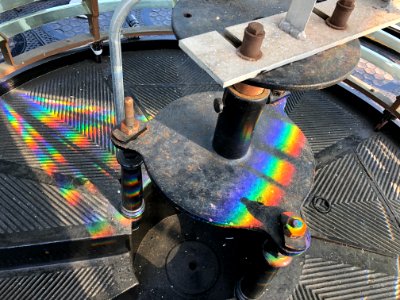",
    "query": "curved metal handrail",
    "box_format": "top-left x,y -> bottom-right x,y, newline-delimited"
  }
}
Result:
0,0 -> 176,78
